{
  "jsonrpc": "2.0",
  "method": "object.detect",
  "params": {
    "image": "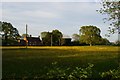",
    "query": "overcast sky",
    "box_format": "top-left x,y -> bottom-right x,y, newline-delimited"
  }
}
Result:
1,1 -> 119,42
1,0 -> 101,2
